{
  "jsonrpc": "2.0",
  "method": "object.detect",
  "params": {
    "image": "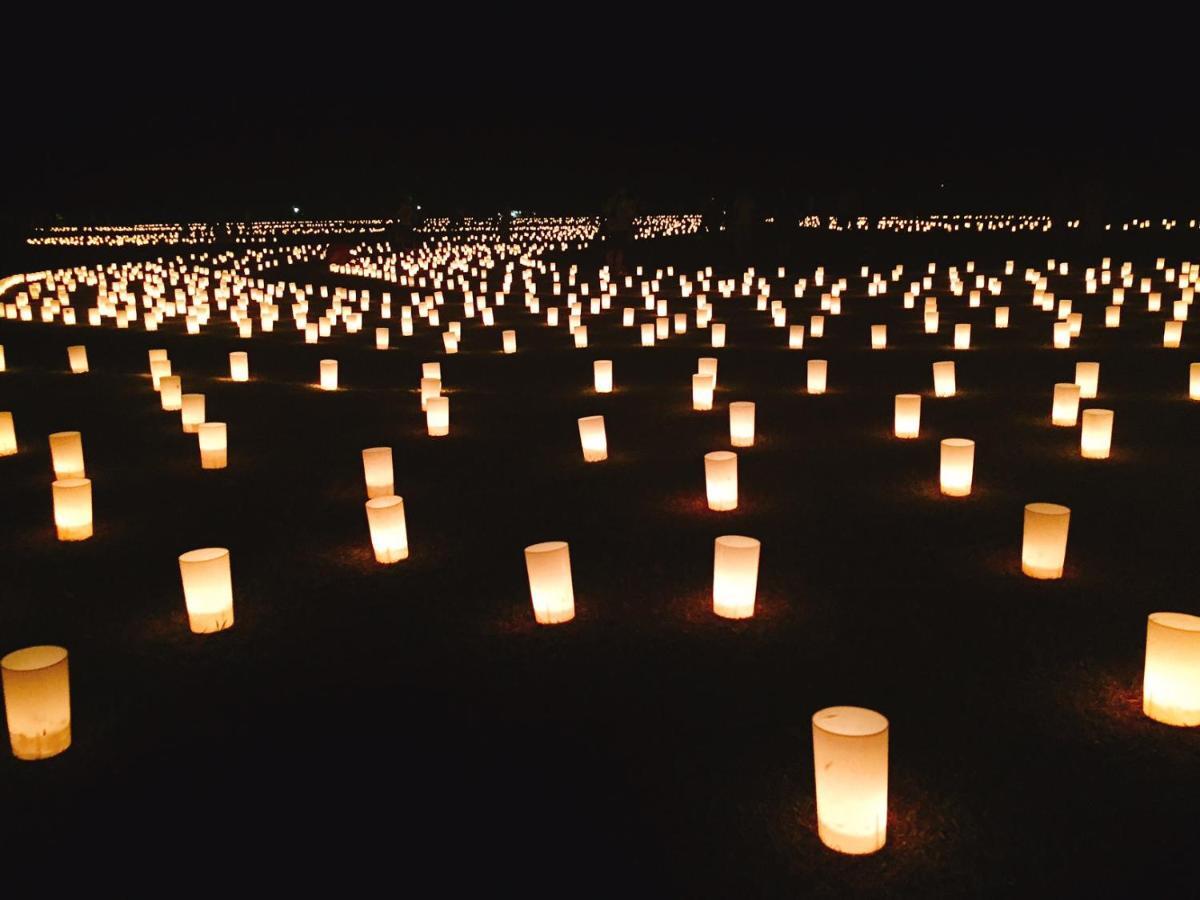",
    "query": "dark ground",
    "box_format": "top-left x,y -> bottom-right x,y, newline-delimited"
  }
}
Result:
1,232 -> 1198,895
